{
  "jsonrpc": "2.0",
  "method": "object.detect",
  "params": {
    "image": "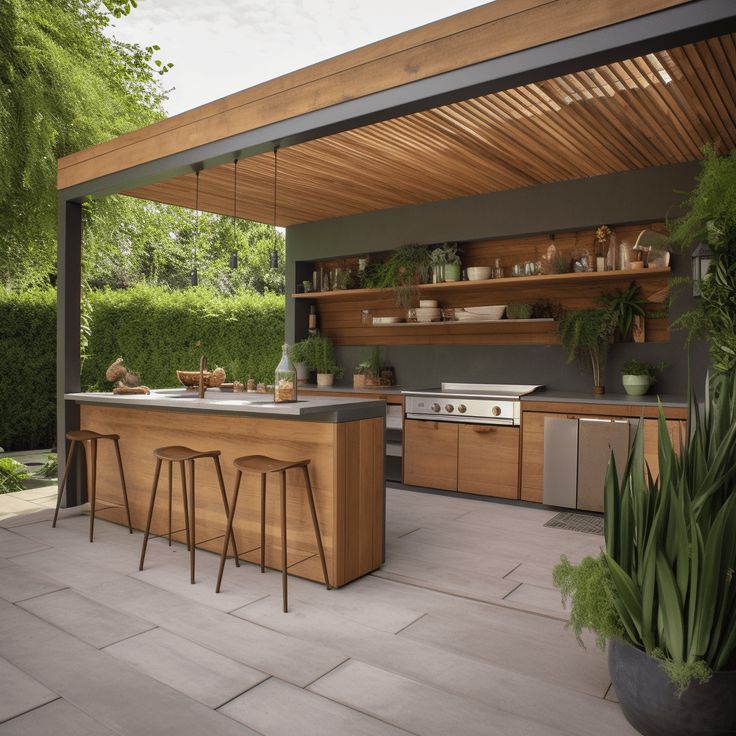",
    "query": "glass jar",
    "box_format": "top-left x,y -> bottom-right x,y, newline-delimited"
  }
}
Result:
274,343 -> 297,403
